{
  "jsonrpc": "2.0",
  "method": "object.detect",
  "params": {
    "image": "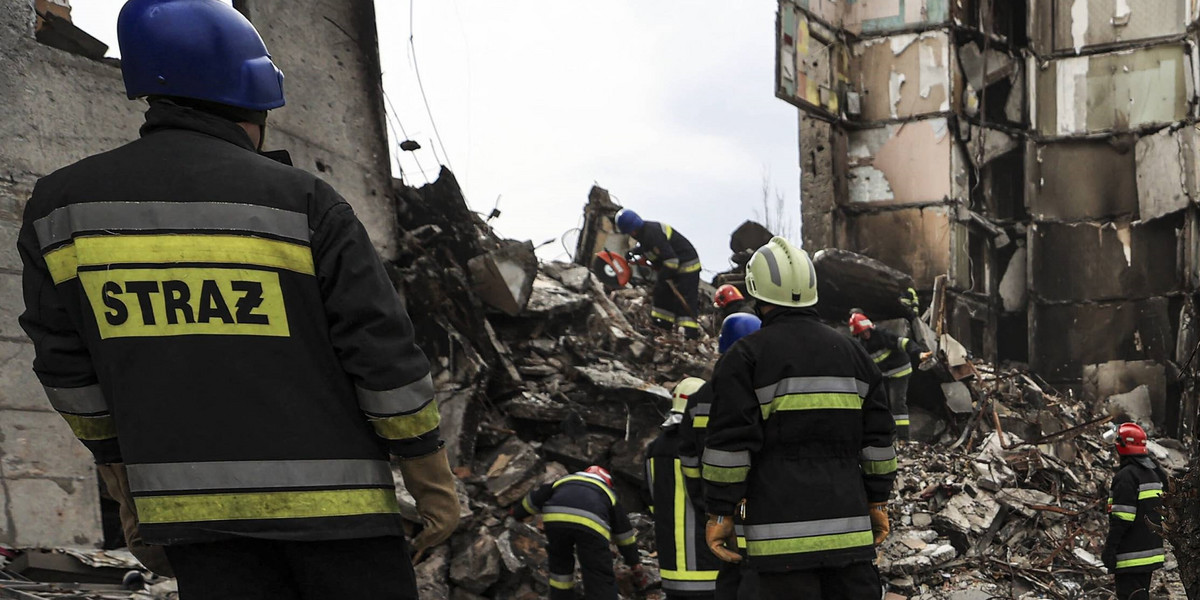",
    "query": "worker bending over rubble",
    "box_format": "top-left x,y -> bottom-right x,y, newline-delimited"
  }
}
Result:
615,208 -> 703,339
702,237 -> 896,600
18,1 -> 460,597
677,314 -> 763,599
1103,423 -> 1166,600
646,377 -> 722,598
512,466 -> 647,599
848,312 -> 927,440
